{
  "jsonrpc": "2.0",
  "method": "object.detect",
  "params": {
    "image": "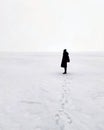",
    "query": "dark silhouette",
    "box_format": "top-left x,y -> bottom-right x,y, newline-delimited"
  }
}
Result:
61,49 -> 70,74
